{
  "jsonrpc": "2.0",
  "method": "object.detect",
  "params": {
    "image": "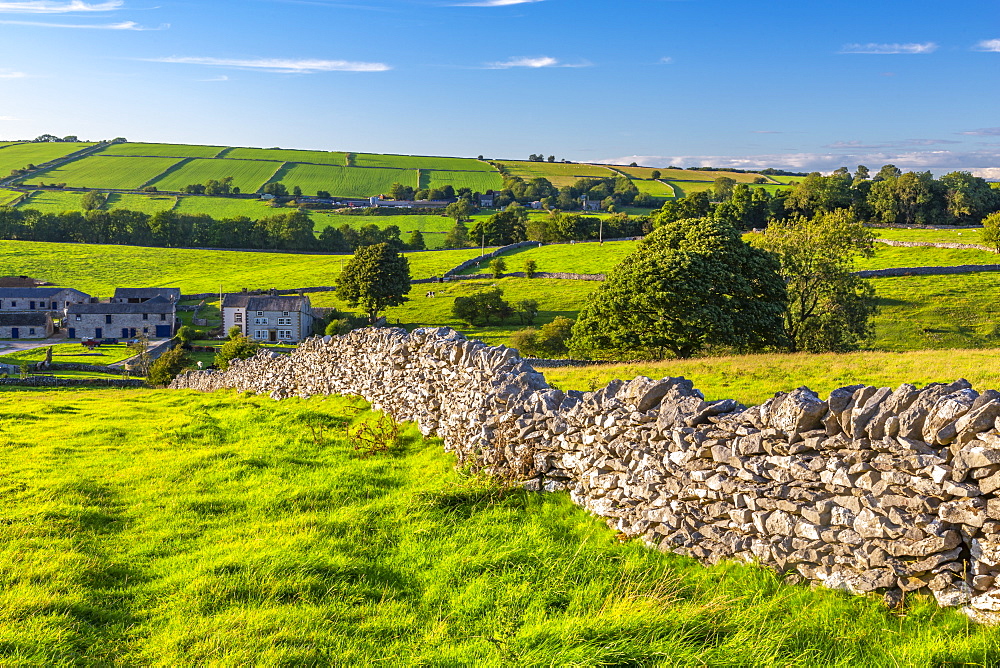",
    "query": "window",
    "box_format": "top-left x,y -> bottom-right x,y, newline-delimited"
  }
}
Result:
278,330 -> 294,340
160,313 -> 166,321
254,317 -> 268,325
277,318 -> 292,326
234,312 -> 243,323
75,314 -> 81,321
142,327 -> 148,335
10,301 -> 15,308
105,314 -> 112,324
28,328 -> 35,336
254,330 -> 268,340
282,311 -> 289,316
142,313 -> 149,320
257,311 -> 264,316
